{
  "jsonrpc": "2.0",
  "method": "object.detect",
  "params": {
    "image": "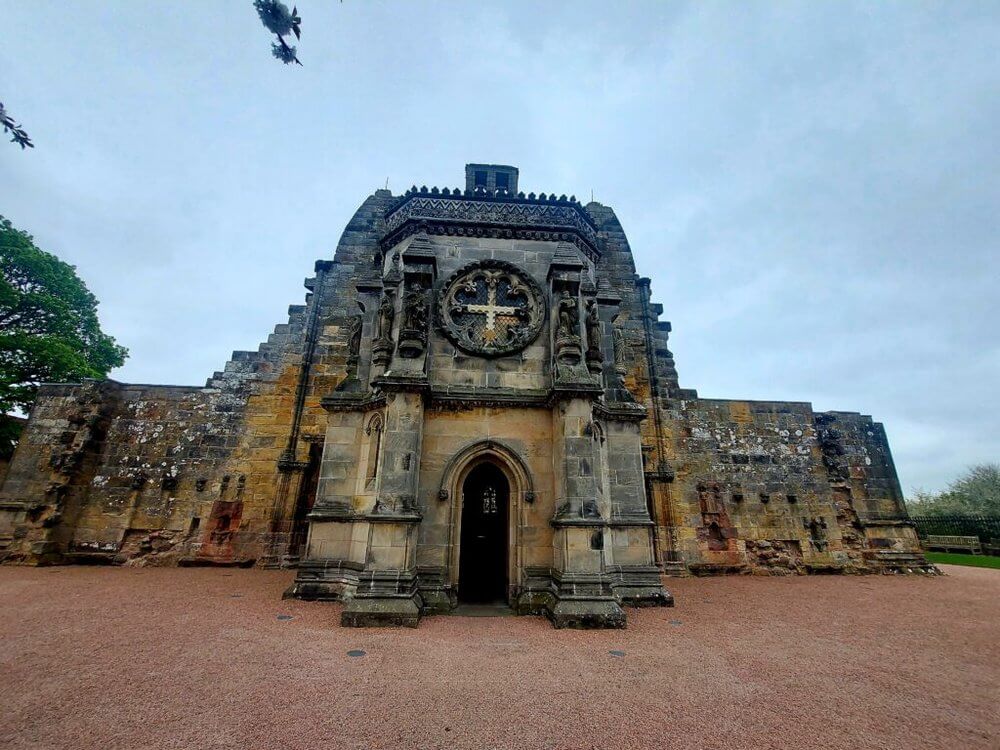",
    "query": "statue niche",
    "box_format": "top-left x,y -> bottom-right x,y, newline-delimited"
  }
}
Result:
397,281 -> 429,358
